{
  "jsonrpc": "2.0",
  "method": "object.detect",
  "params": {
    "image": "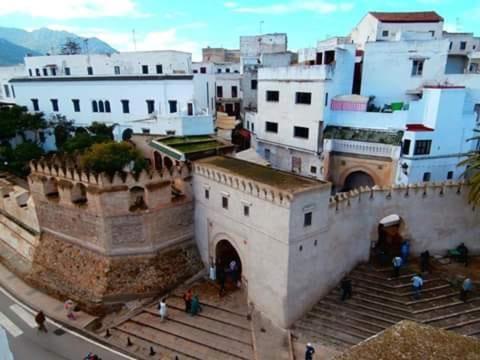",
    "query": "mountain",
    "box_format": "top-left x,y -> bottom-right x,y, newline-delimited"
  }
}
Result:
0,38 -> 40,65
0,26 -> 116,58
